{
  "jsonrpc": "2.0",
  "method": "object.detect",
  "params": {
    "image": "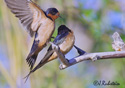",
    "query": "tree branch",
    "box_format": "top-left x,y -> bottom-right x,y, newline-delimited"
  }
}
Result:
59,51 -> 125,70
